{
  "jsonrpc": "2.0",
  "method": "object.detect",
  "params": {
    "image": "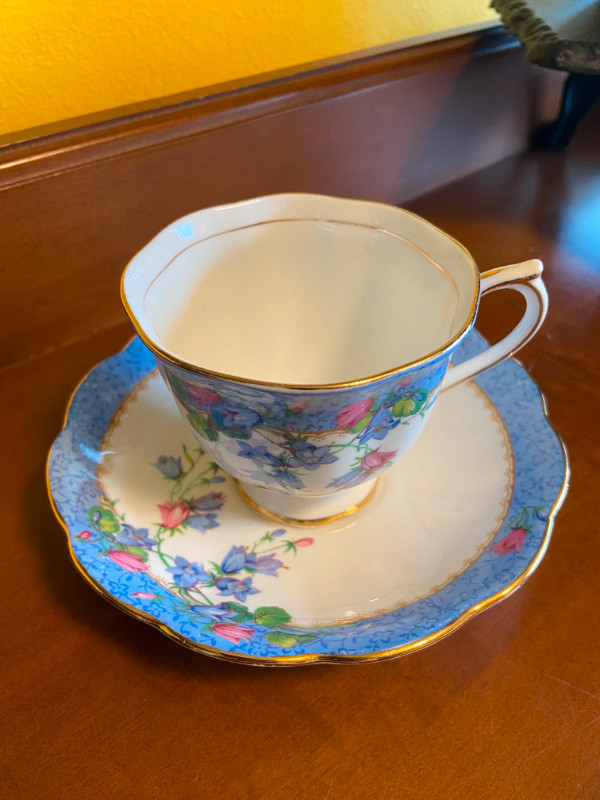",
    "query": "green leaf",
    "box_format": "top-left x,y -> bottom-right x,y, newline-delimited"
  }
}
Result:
265,631 -> 301,648
392,390 -> 428,418
253,606 -> 292,627
392,397 -> 416,417
188,412 -> 207,436
188,413 -> 219,441
88,506 -> 121,533
182,443 -> 195,468
123,546 -> 147,559
350,412 -> 373,434
165,371 -> 187,398
296,634 -> 317,644
223,426 -> 250,440
224,602 -> 253,622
